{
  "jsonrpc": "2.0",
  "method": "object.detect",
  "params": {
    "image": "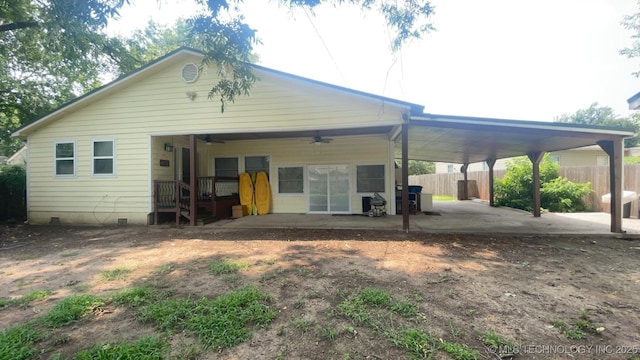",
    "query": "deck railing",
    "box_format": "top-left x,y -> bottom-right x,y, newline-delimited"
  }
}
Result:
154,176 -> 239,225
